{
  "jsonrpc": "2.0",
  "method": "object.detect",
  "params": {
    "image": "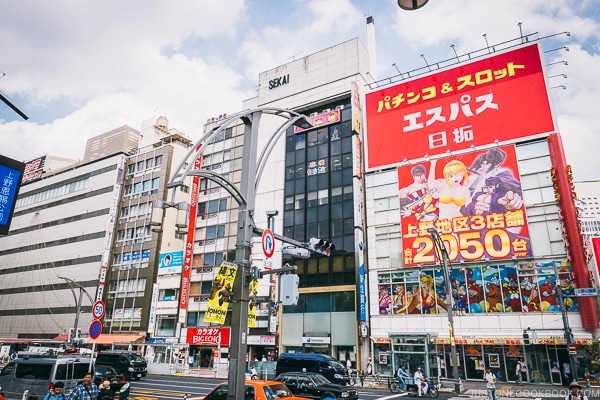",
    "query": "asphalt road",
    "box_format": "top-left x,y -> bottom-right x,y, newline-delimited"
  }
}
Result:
127,376 -> 465,400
